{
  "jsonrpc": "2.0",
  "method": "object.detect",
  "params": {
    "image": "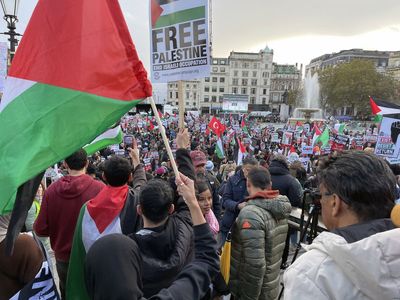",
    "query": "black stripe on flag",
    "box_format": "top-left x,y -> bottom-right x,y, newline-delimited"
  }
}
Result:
157,0 -> 180,5
374,98 -> 400,109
